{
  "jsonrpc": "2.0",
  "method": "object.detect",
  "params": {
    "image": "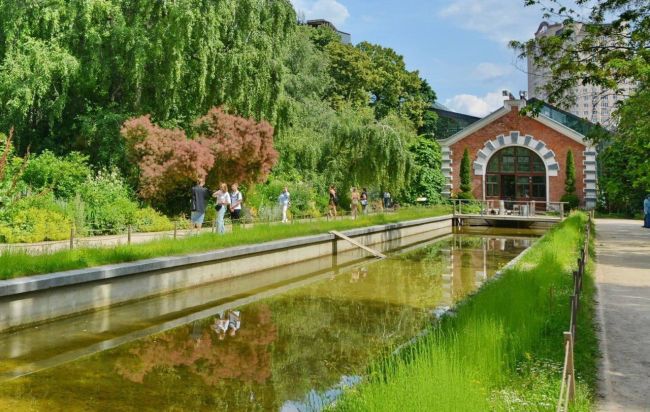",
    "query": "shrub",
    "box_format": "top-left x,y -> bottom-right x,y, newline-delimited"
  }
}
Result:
22,150 -> 91,198
561,193 -> 580,211
78,169 -> 139,233
135,207 -> 174,232
459,148 -> 474,199
0,207 -> 70,243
